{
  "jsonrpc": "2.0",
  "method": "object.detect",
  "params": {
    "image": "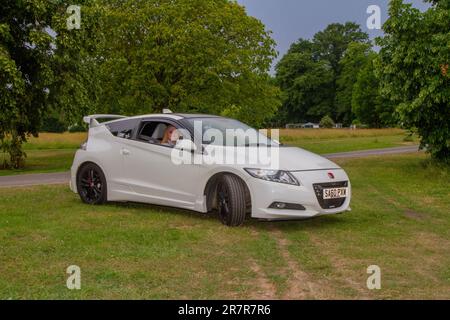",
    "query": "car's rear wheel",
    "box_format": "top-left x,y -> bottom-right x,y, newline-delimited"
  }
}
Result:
77,163 -> 107,205
217,174 -> 247,226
